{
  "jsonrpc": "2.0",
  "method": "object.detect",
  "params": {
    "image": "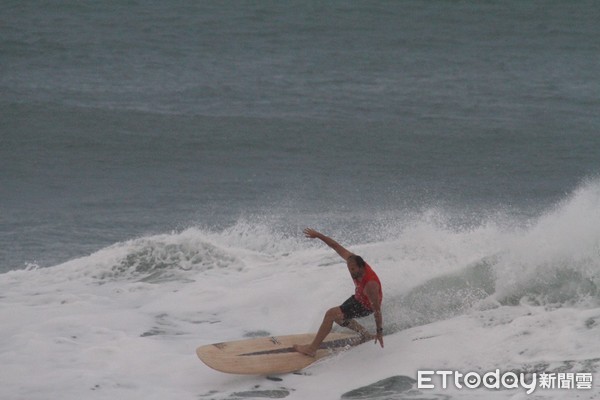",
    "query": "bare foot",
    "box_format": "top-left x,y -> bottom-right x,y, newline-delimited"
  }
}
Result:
293,344 -> 316,357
